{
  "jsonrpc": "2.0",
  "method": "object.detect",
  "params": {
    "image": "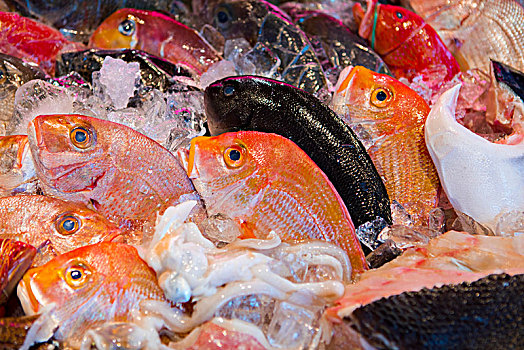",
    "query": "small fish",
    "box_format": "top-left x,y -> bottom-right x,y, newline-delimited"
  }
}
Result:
180,131 -> 368,277
17,242 -> 166,347
28,114 -> 205,235
0,135 -> 36,196
0,53 -> 47,134
0,239 -> 36,305
204,76 -> 392,230
89,8 -> 222,75
353,0 -> 460,82
332,66 -> 440,225
0,195 -> 121,260
0,12 -> 85,75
